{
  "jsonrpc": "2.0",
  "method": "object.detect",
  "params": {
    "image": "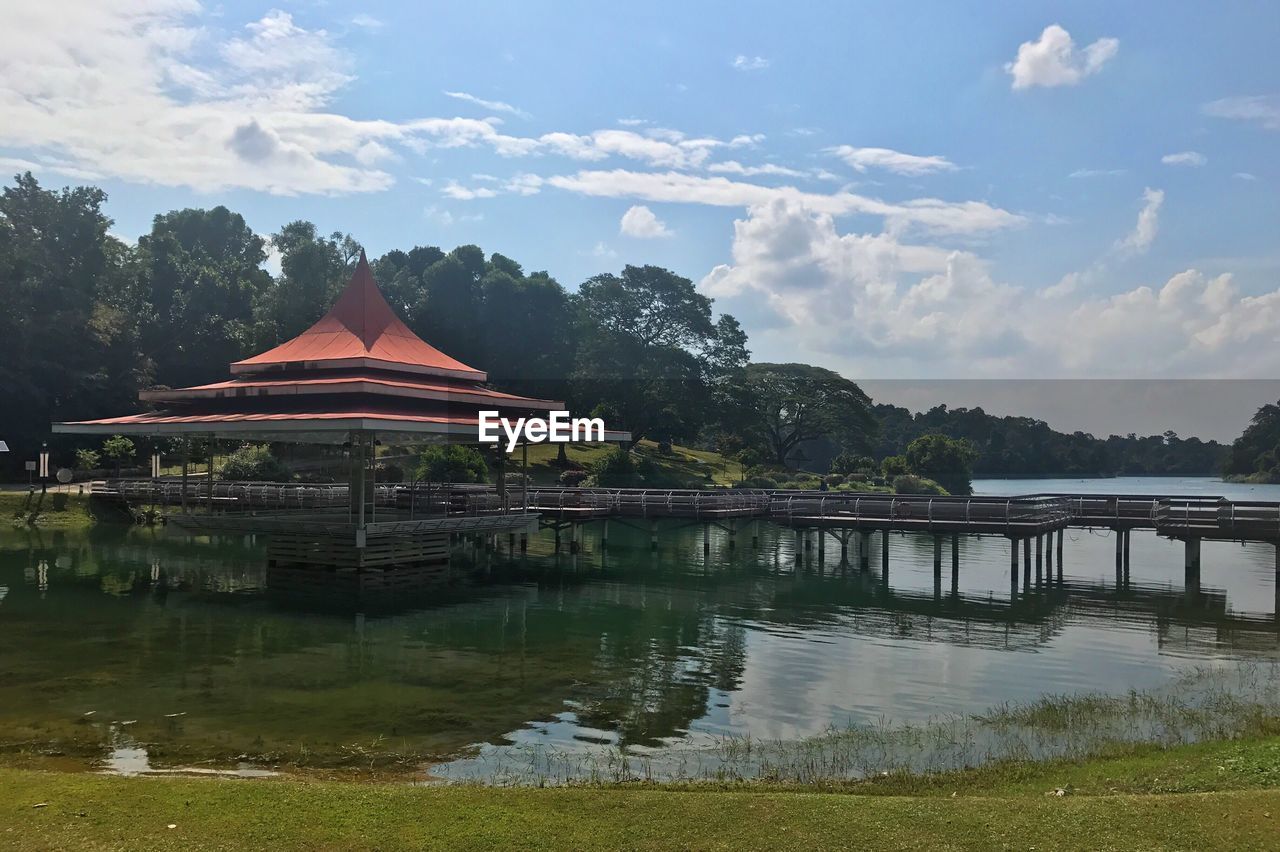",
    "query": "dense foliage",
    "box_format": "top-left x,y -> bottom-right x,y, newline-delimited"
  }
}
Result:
220,443 -> 292,482
875,404 -> 1226,477
1222,400 -> 1280,482
415,445 -> 489,484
